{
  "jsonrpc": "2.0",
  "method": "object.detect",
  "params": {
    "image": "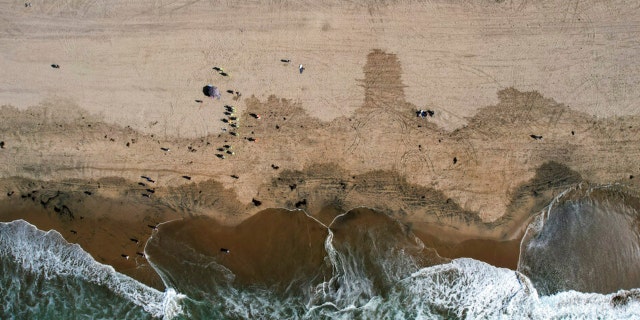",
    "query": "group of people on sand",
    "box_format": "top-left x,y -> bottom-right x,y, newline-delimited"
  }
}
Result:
416,109 -> 434,118
203,58 -> 307,138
